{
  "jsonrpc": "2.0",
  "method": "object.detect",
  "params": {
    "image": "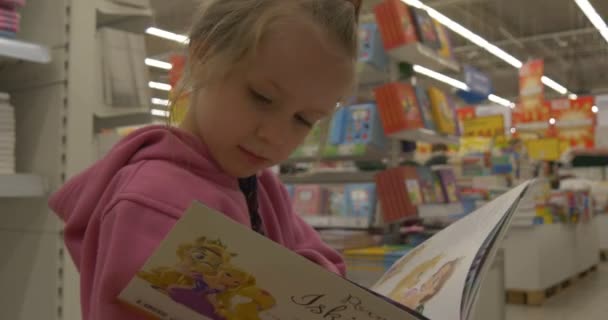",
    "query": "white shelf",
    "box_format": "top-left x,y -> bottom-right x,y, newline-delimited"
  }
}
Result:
0,38 -> 51,64
281,171 -> 378,184
0,174 -> 47,197
388,42 -> 460,73
417,203 -> 465,219
389,128 -> 460,145
302,215 -> 370,229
